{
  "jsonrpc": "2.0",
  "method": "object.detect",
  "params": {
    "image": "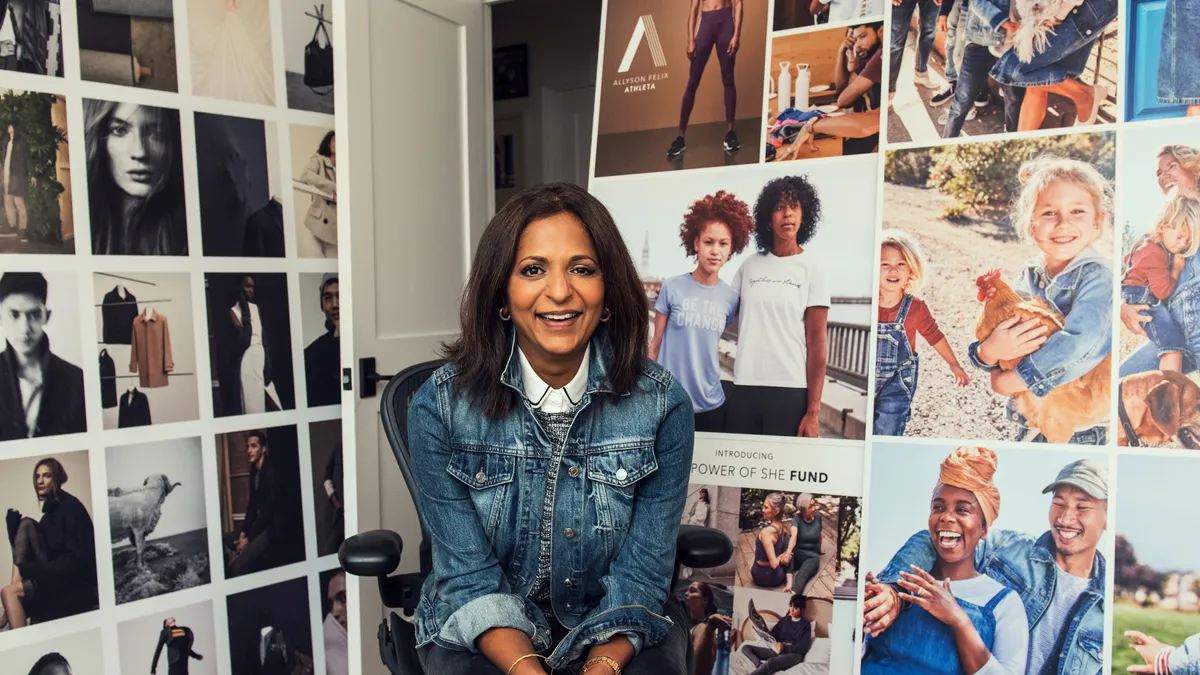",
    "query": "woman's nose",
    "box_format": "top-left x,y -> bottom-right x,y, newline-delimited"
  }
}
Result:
545,271 -> 571,301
